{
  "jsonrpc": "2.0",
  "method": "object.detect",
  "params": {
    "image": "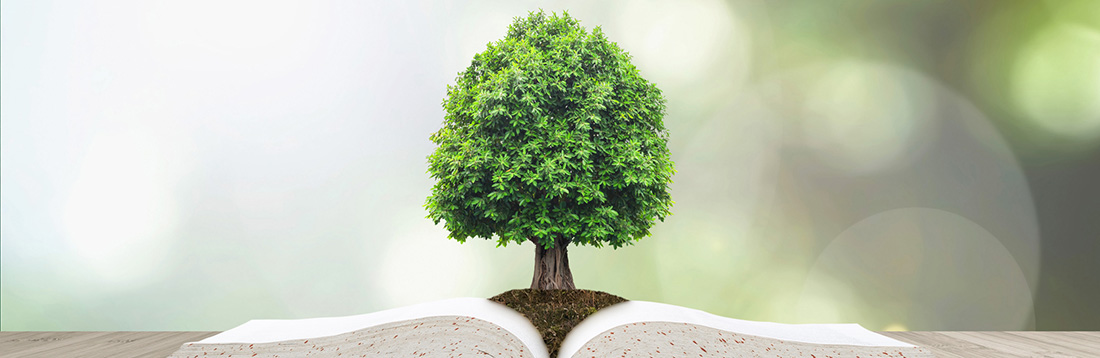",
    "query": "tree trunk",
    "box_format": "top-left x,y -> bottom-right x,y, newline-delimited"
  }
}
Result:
530,236 -> 575,290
